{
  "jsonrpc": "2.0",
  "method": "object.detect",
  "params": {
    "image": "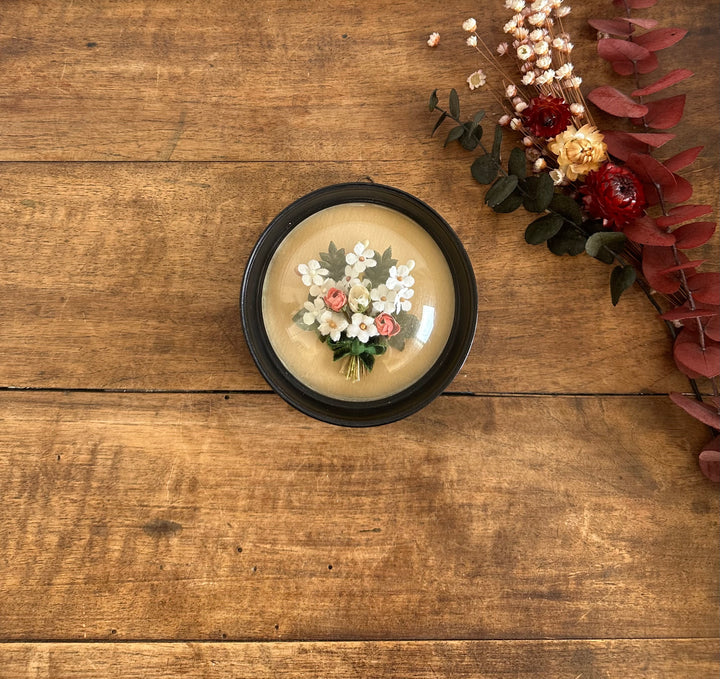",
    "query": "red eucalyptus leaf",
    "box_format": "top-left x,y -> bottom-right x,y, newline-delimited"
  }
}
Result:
612,51 -> 658,76
623,215 -> 676,246
669,393 -> 720,429
664,146 -> 703,173
706,315 -> 720,342
673,222 -> 717,249
627,153 -> 676,195
642,95 -> 686,130
665,174 -> 693,204
621,17 -> 659,29
613,0 -> 657,8
699,441 -> 720,483
632,69 -> 693,97
674,336 -> 720,379
589,18 -> 634,36
660,308 -> 718,322
672,328 -> 707,379
598,38 -> 651,63
642,245 -> 686,294
687,272 -> 720,305
633,27 -> 687,51
588,86 -> 649,118
656,205 -> 713,227
658,259 -> 706,275
601,131 -> 674,161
